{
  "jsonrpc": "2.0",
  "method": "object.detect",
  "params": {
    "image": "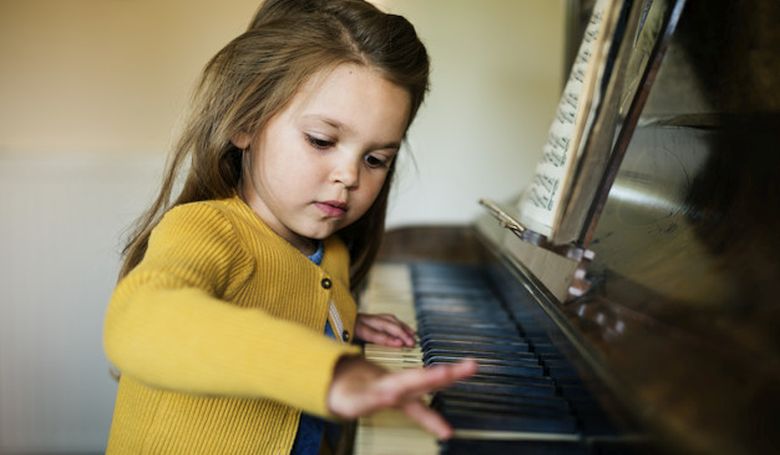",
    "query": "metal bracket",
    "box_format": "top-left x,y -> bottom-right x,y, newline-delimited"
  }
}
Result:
479,198 -> 595,301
